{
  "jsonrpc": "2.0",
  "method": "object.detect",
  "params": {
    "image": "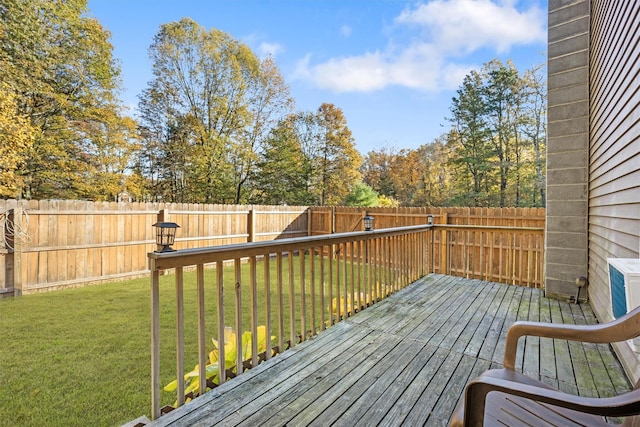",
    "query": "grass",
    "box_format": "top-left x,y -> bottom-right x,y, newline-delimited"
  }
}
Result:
0,254 -> 376,426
